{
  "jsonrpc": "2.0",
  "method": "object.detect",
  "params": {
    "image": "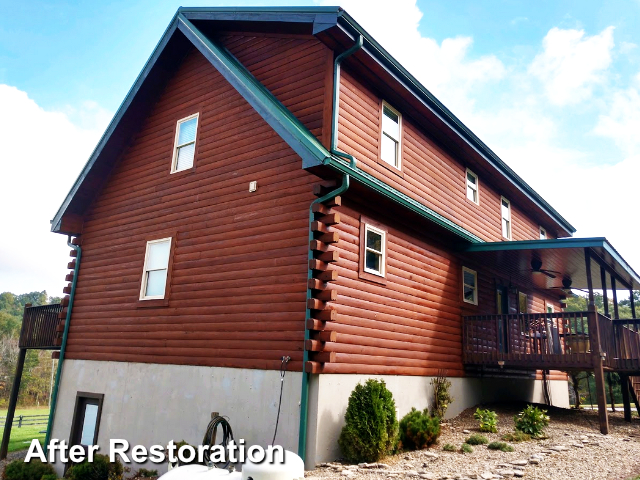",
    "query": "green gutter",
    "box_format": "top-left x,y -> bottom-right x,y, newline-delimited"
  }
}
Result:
44,237 -> 81,453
